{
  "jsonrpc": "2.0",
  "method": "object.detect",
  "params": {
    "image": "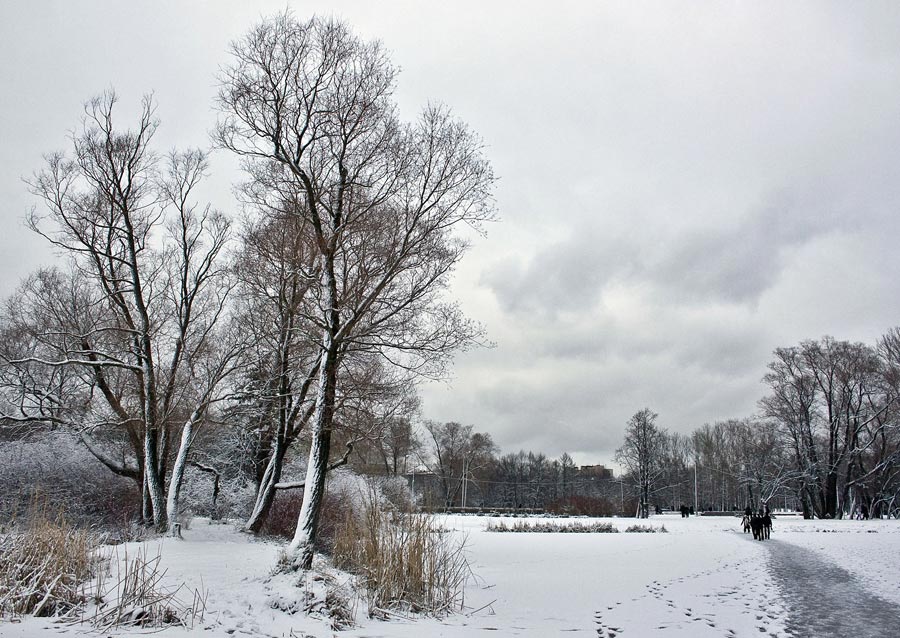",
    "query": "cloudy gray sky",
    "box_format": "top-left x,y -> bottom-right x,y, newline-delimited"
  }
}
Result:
3,1 -> 900,466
